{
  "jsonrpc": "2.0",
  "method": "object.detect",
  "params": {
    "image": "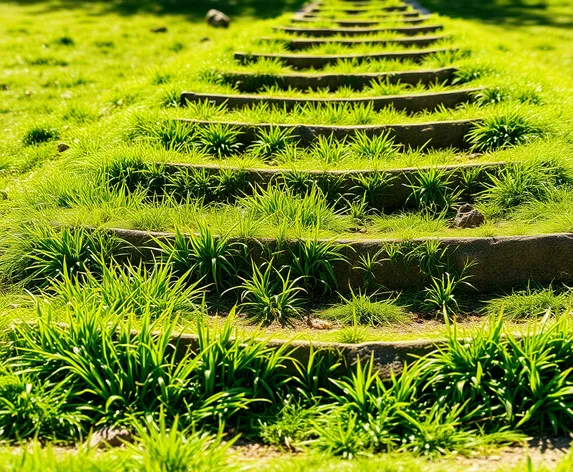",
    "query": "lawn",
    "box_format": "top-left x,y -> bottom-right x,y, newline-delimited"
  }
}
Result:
1,0 -> 573,469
